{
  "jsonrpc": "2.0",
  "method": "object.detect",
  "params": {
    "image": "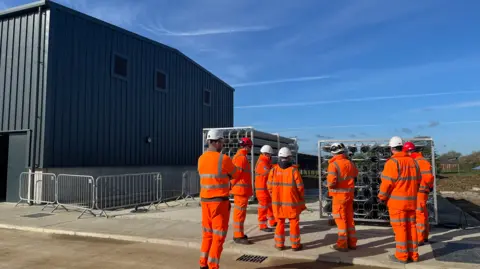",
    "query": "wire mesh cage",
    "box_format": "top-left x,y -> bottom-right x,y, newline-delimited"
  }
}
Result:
202,127 -> 299,201
317,137 -> 438,225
